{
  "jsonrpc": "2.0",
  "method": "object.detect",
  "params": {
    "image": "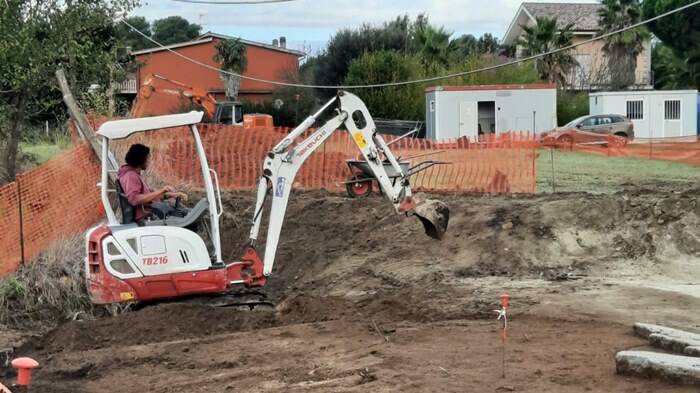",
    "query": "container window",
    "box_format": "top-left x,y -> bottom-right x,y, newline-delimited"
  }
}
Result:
626,100 -> 644,120
664,100 -> 681,120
